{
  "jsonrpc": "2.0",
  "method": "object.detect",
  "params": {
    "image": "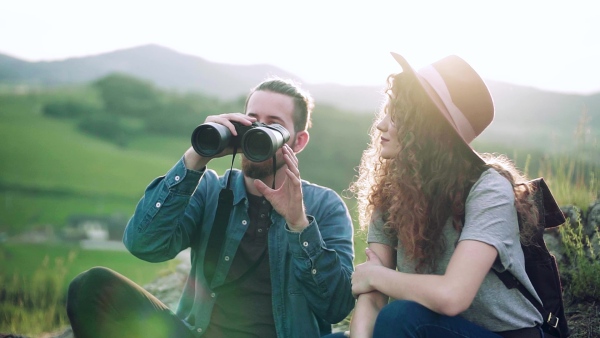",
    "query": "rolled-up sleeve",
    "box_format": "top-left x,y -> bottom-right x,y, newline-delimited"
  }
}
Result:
123,157 -> 204,262
286,189 -> 355,323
